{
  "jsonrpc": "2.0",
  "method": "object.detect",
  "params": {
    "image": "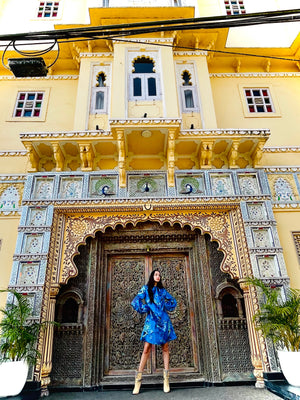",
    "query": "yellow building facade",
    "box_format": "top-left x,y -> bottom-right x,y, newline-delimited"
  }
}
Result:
0,0 -> 300,394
